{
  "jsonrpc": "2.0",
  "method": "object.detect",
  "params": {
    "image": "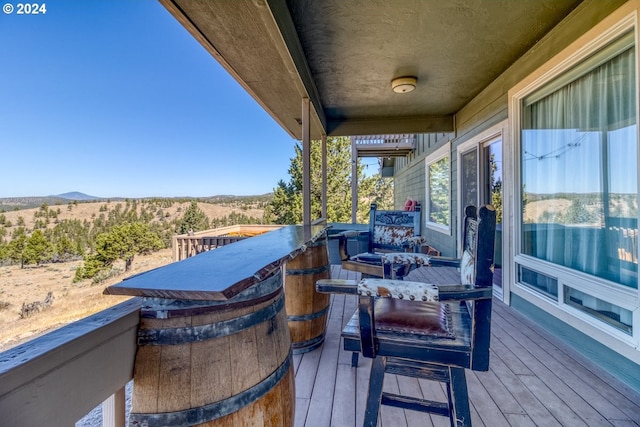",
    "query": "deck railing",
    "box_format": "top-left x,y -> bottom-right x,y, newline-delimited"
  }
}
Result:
352,134 -> 416,157
0,299 -> 140,427
172,224 -> 284,261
